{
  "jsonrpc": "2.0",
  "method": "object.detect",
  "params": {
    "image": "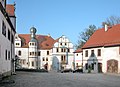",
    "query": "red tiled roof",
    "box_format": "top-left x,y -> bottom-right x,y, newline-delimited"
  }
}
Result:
18,34 -> 55,49
74,48 -> 82,53
82,24 -> 120,49
6,4 -> 15,16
